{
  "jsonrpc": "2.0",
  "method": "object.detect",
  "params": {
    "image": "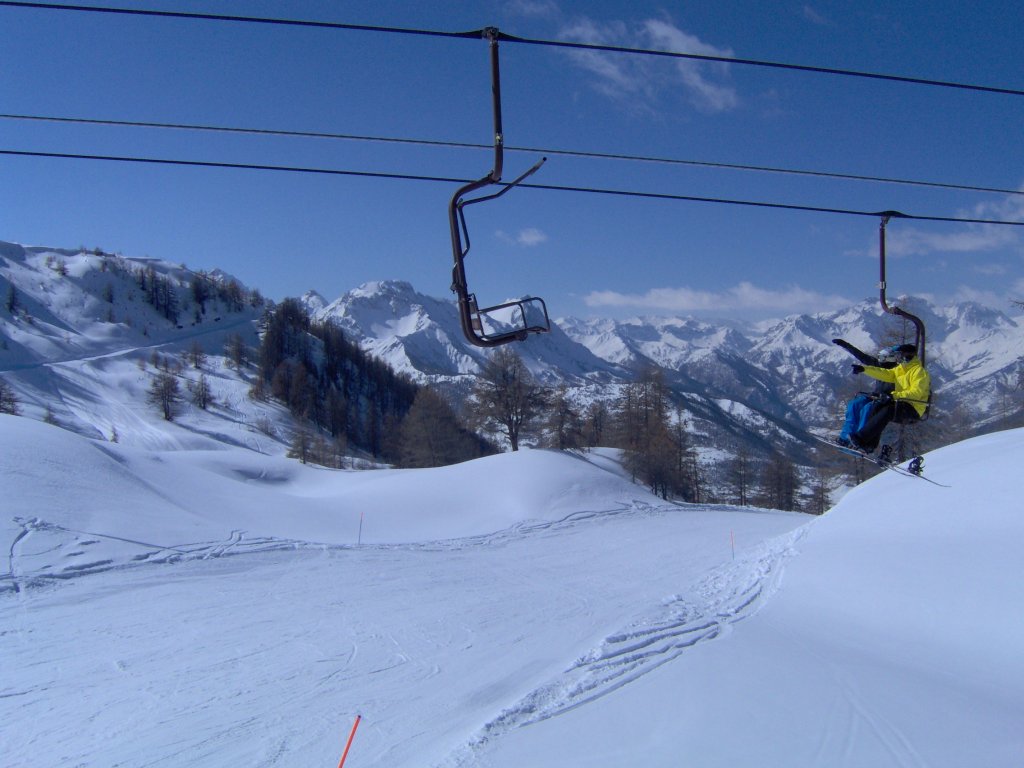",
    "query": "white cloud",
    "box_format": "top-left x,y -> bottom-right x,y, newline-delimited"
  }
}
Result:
849,186 -> 1024,259
802,5 -> 834,26
559,16 -> 738,113
584,281 -> 849,315
886,225 -> 1018,257
642,20 -> 739,113
496,228 -> 548,247
506,0 -> 560,19
516,227 -> 548,247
